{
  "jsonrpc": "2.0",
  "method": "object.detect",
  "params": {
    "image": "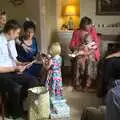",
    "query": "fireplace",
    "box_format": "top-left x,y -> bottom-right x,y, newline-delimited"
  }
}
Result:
100,35 -> 120,58
107,43 -> 120,55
